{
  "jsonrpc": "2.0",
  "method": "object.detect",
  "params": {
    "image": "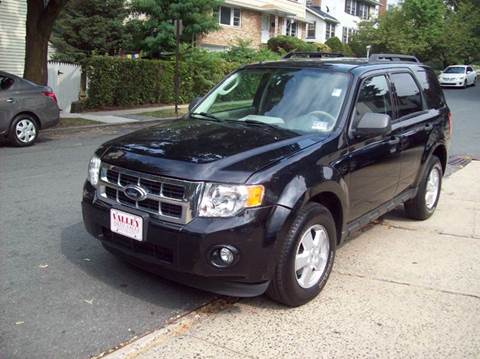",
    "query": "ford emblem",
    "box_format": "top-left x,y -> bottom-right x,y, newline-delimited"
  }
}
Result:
124,185 -> 148,201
